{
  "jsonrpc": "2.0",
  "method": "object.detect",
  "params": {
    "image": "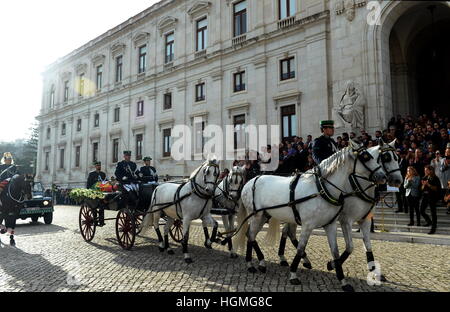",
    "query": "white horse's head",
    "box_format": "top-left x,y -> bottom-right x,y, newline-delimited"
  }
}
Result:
197,157 -> 220,194
348,139 -> 387,184
225,166 -> 246,201
376,140 -> 403,187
